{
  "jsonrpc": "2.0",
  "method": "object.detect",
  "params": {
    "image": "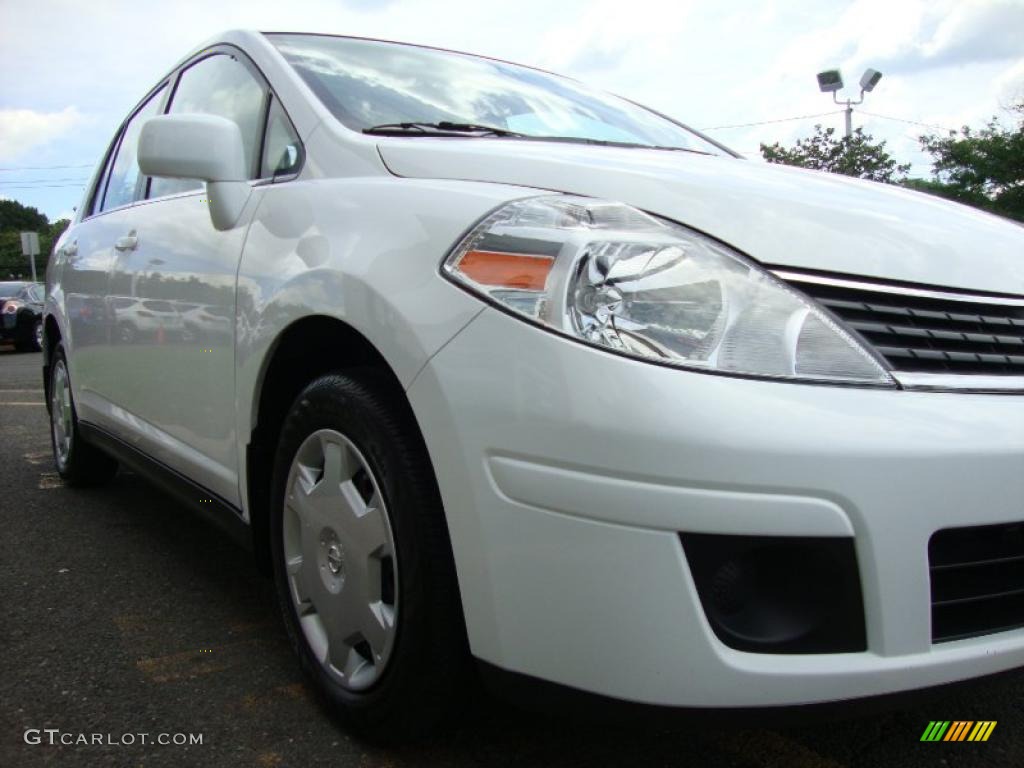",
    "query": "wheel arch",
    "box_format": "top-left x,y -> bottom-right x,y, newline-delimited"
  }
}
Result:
245,314 -> 434,573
